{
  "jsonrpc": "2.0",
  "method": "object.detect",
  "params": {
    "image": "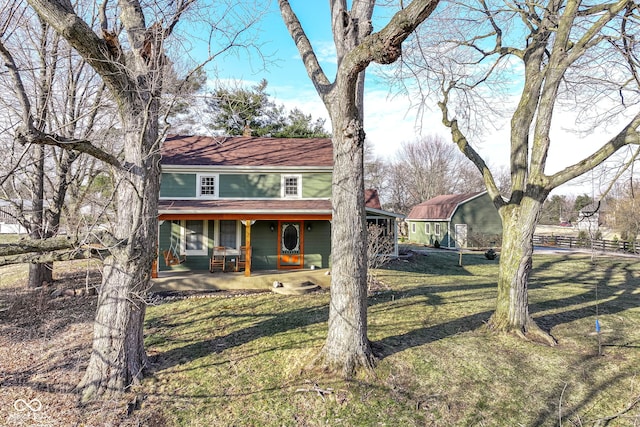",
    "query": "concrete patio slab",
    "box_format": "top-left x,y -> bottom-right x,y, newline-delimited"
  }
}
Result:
151,268 -> 331,293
